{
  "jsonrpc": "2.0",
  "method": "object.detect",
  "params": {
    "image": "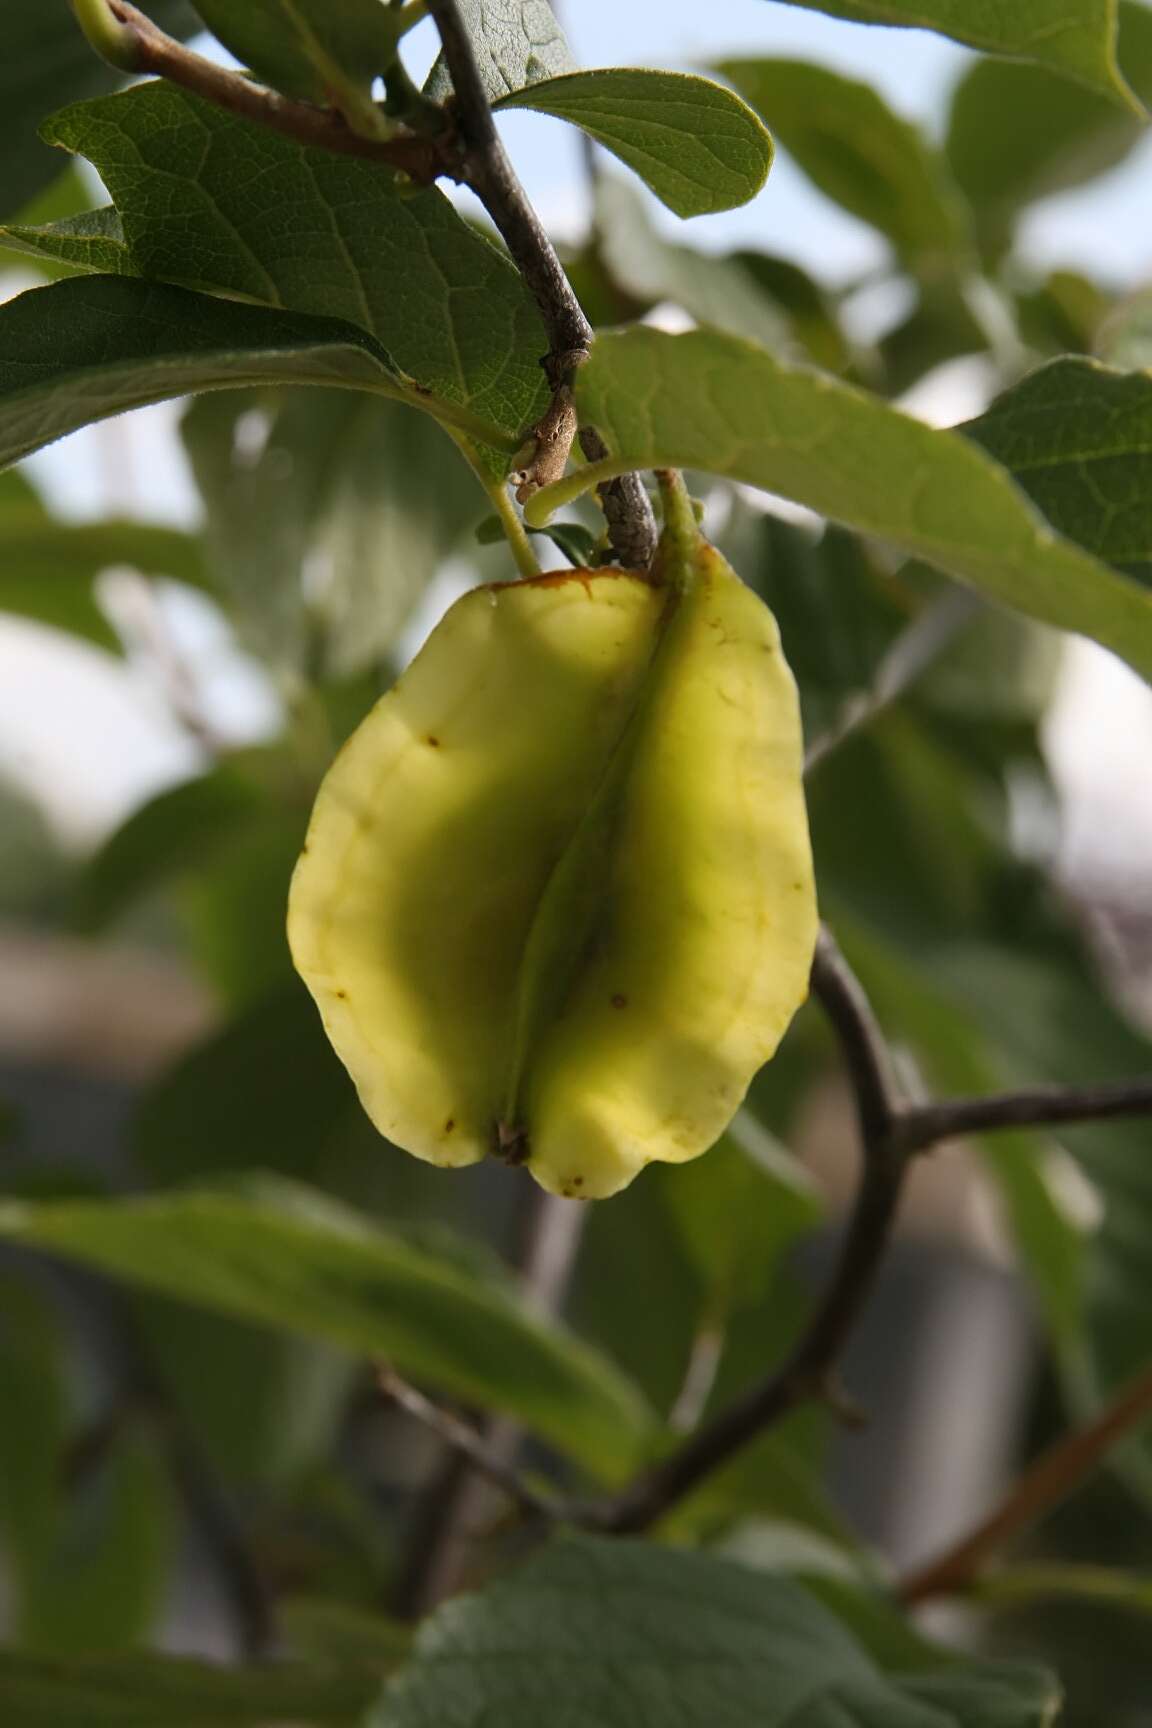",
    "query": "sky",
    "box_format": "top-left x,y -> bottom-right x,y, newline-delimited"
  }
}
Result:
2,1 -> 1151,882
